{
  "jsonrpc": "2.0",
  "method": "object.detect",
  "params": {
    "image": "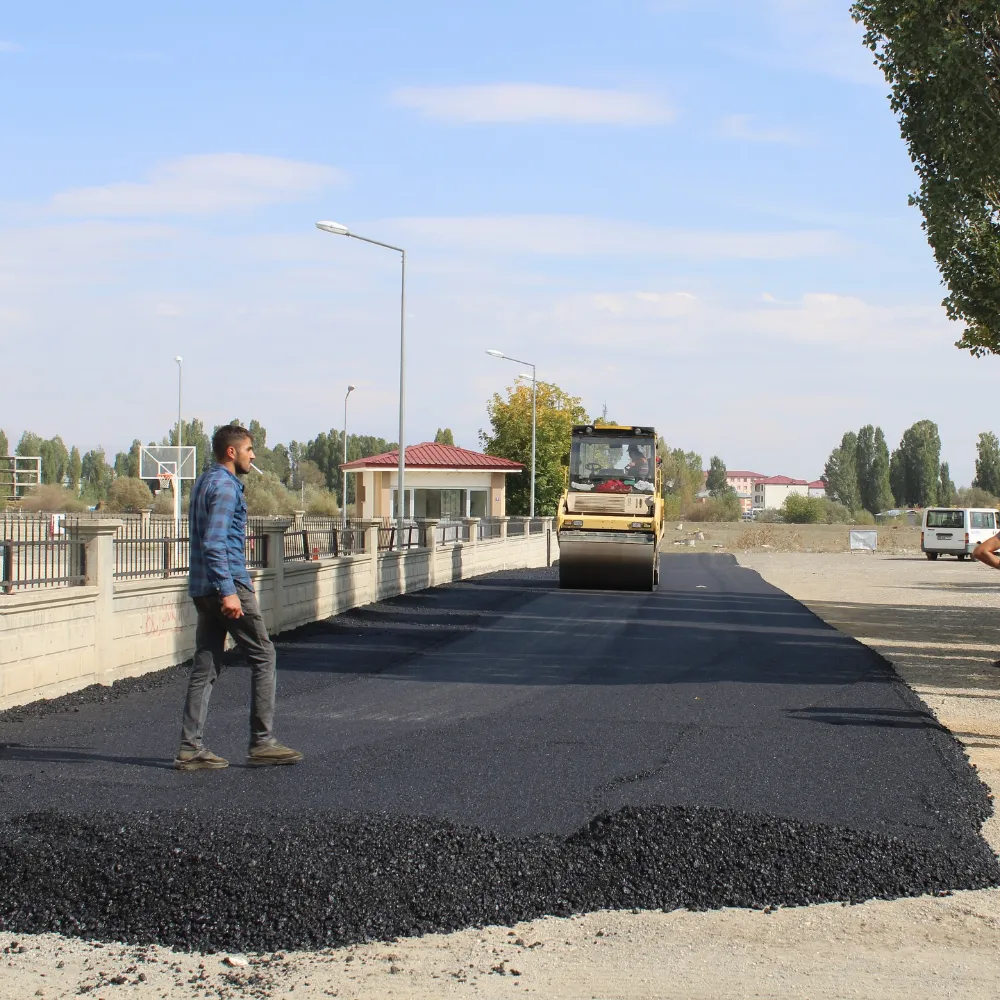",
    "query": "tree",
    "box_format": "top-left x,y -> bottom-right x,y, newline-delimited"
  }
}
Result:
939,461 -> 956,505
824,431 -> 862,513
434,428 -> 455,446
957,485 -> 1000,507
105,477 -> 154,513
16,431 -> 44,458
68,446 -> 82,495
853,3 -> 1000,355
167,419 -> 212,475
891,419 -> 943,506
705,456 -> 728,494
0,429 -> 7,457
80,448 -> 113,501
974,431 -> 1000,495
114,439 -> 142,480
39,436 -> 69,486
871,427 -> 896,513
481,381 -> 588,516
